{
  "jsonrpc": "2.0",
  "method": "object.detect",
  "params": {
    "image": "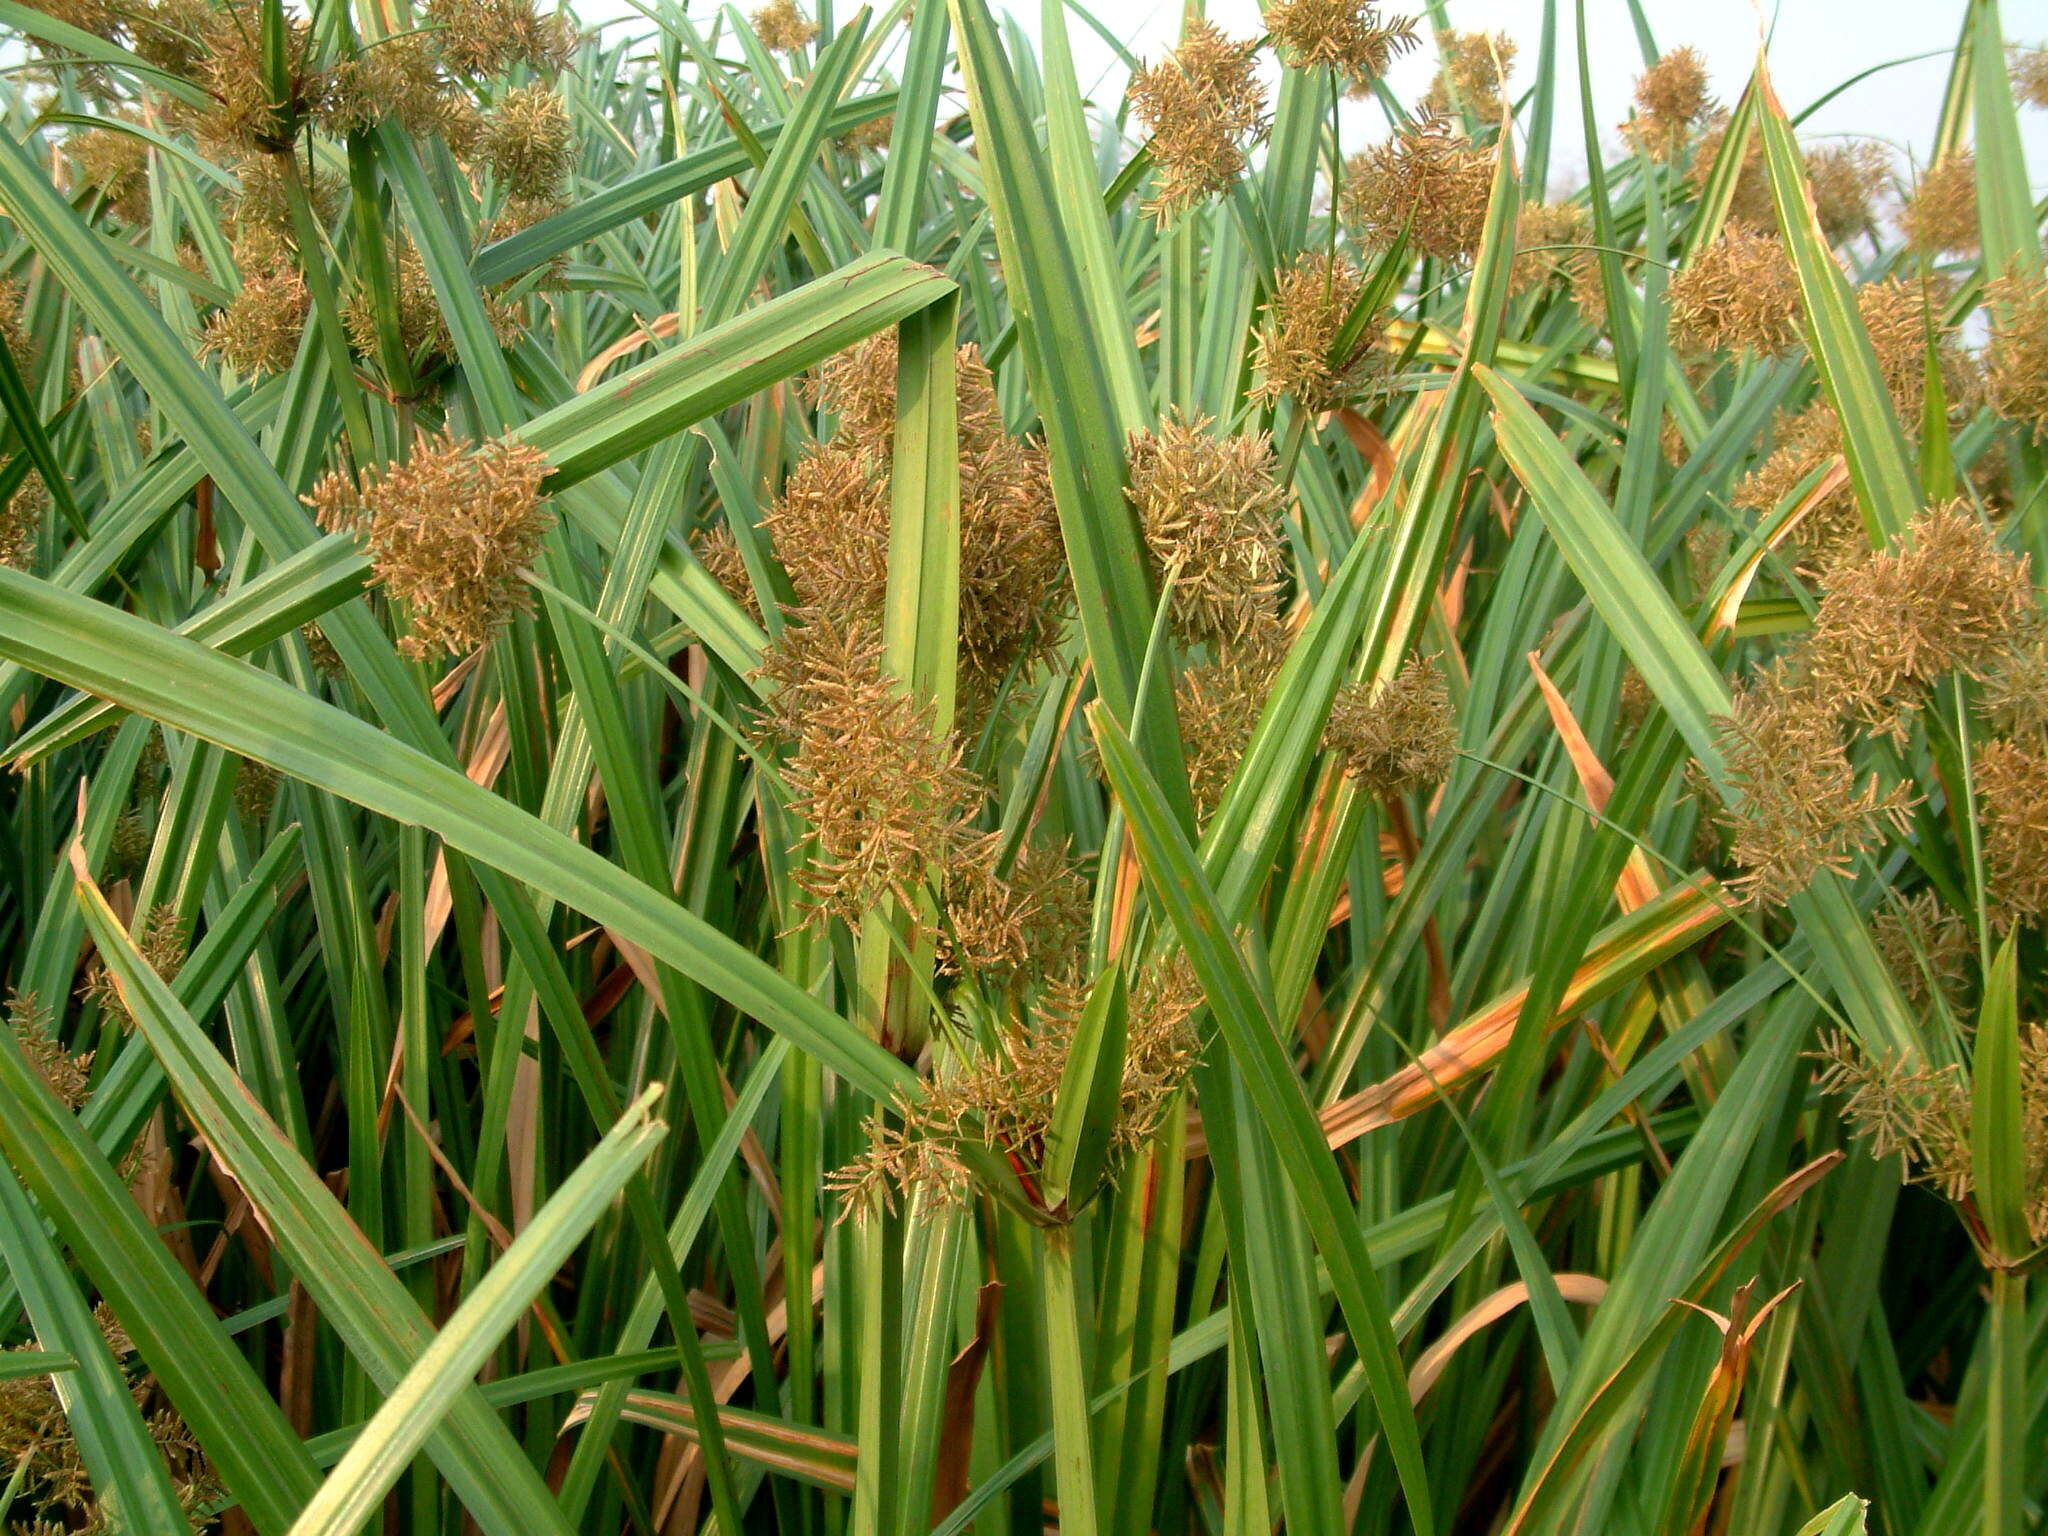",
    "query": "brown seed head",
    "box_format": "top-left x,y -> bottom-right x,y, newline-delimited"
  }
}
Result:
1900,153 -> 1979,256
201,255 -> 310,376
8,990 -> 91,1112
325,31 -> 476,143
1264,0 -> 1418,92
1668,224 -> 1803,357
2013,45 -> 2048,109
1801,503 -> 2035,741
1806,141 -> 1890,245
1324,655 -> 1456,798
1873,889 -> 1975,1017
1985,270 -> 2048,434
1250,249 -> 1378,411
1712,663 -> 1914,905
1175,624 -> 1289,820
424,0 -> 577,77
0,278 -> 34,376
750,0 -> 817,52
476,83 -> 574,200
1341,117 -> 1495,261
1127,19 -> 1267,221
1,472 -> 48,571
1812,1031 -> 1973,1199
1510,199 -> 1595,299
66,120 -> 151,225
1421,29 -> 1515,122
1978,735 -> 2048,926
1688,111 -> 1775,230
941,831 -> 1091,989
1127,410 -> 1288,646
1735,401 -> 1863,573
1624,46 -> 1713,161
308,432 -> 554,659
